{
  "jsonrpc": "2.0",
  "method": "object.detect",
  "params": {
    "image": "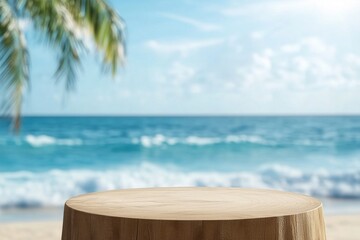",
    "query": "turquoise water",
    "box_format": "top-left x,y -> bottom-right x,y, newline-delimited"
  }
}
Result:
0,116 -> 359,211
